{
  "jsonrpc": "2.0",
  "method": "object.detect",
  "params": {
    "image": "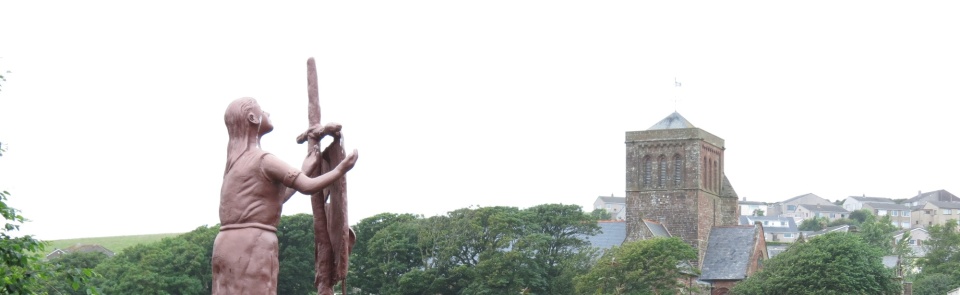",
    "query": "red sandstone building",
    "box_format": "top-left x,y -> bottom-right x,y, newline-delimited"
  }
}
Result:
624,112 -> 766,294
